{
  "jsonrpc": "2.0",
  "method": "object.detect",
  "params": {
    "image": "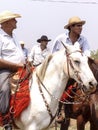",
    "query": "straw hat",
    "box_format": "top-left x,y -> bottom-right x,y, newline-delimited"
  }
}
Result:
64,16 -> 86,29
37,35 -> 51,43
0,10 -> 21,24
20,41 -> 25,45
